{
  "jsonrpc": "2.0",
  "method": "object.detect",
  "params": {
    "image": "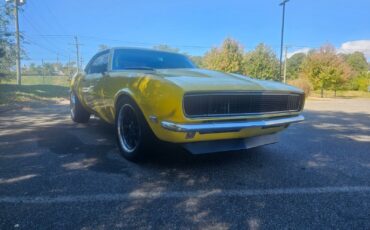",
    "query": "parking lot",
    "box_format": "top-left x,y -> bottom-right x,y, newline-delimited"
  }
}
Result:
0,98 -> 370,229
